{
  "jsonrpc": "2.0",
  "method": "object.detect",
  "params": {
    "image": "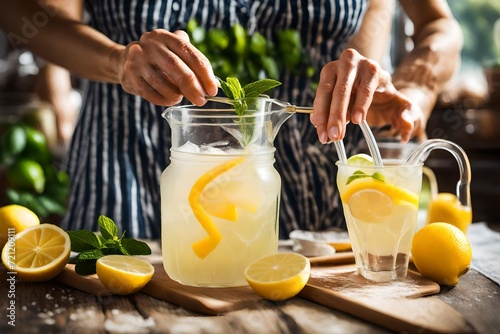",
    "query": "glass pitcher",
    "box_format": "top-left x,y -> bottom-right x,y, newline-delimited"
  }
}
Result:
160,97 -> 293,287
